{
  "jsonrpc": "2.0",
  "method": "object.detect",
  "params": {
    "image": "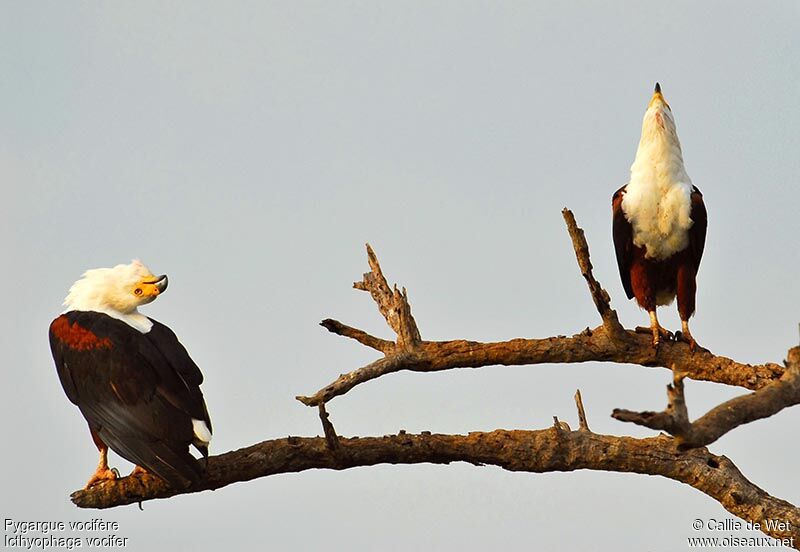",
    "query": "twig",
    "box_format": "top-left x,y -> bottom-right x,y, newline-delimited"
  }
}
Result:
320,319 -> 395,354
552,415 -> 570,432
297,352 -> 419,406
561,208 -> 627,342
574,389 -> 590,431
612,368 -> 690,435
318,403 -> 340,452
